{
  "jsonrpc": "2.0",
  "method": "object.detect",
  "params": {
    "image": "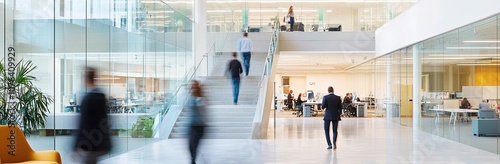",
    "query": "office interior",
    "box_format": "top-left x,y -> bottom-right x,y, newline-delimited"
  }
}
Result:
272,12 -> 500,155
4,0 -> 500,163
351,14 -> 500,154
